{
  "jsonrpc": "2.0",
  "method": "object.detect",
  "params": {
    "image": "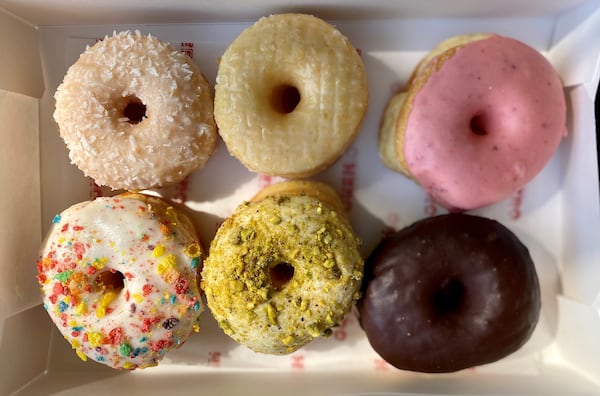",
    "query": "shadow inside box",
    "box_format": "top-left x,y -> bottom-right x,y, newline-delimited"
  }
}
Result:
170,205 -> 225,254
10,307 -> 127,396
596,75 -> 600,186
158,138 -> 257,203
346,196 -> 389,259
326,50 -> 414,195
505,228 -> 561,358
161,303 -> 239,367
308,170 -> 391,260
